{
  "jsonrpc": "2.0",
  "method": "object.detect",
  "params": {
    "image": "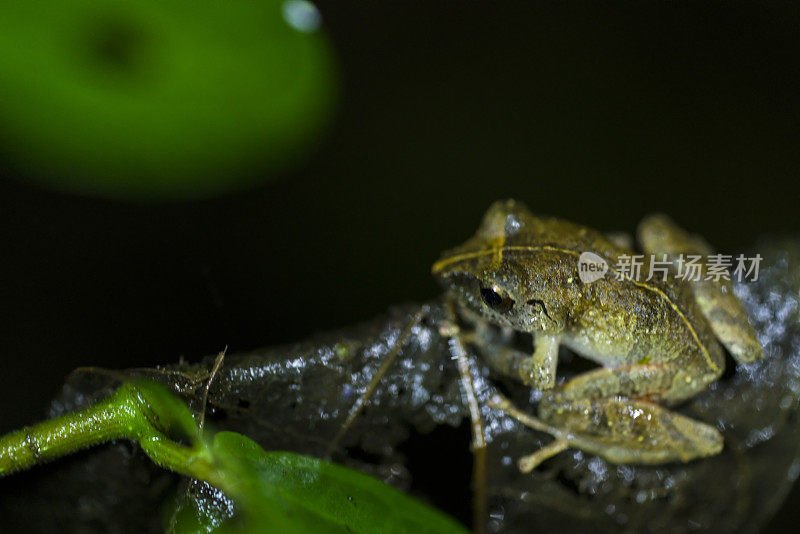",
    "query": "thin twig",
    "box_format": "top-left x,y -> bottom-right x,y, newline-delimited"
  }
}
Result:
199,347 -> 227,433
444,299 -> 488,534
326,306 -> 429,456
